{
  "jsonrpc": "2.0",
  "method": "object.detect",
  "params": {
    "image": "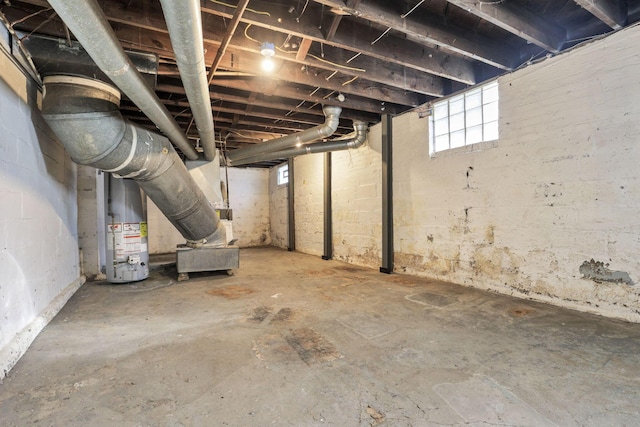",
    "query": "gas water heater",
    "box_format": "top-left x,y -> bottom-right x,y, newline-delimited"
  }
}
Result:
105,174 -> 149,283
